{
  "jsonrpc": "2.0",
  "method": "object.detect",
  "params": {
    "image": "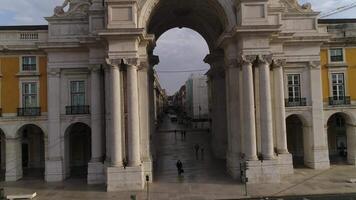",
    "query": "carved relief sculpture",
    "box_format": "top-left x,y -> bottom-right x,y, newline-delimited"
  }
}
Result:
54,0 -> 92,17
